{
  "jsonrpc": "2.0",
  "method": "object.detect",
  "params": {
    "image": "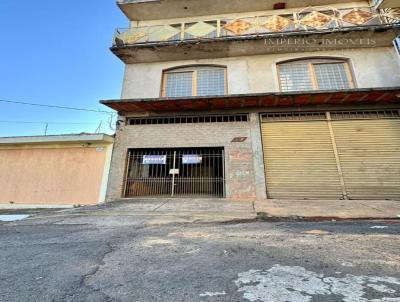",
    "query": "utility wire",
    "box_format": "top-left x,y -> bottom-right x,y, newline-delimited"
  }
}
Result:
0,120 -> 98,125
0,99 -> 116,115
